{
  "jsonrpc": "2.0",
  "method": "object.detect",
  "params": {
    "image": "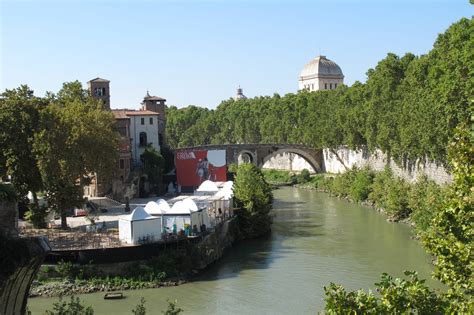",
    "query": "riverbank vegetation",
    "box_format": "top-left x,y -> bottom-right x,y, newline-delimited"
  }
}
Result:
296,167 -> 446,234
233,164 -> 273,239
166,18 -> 471,170
323,124 -> 473,313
